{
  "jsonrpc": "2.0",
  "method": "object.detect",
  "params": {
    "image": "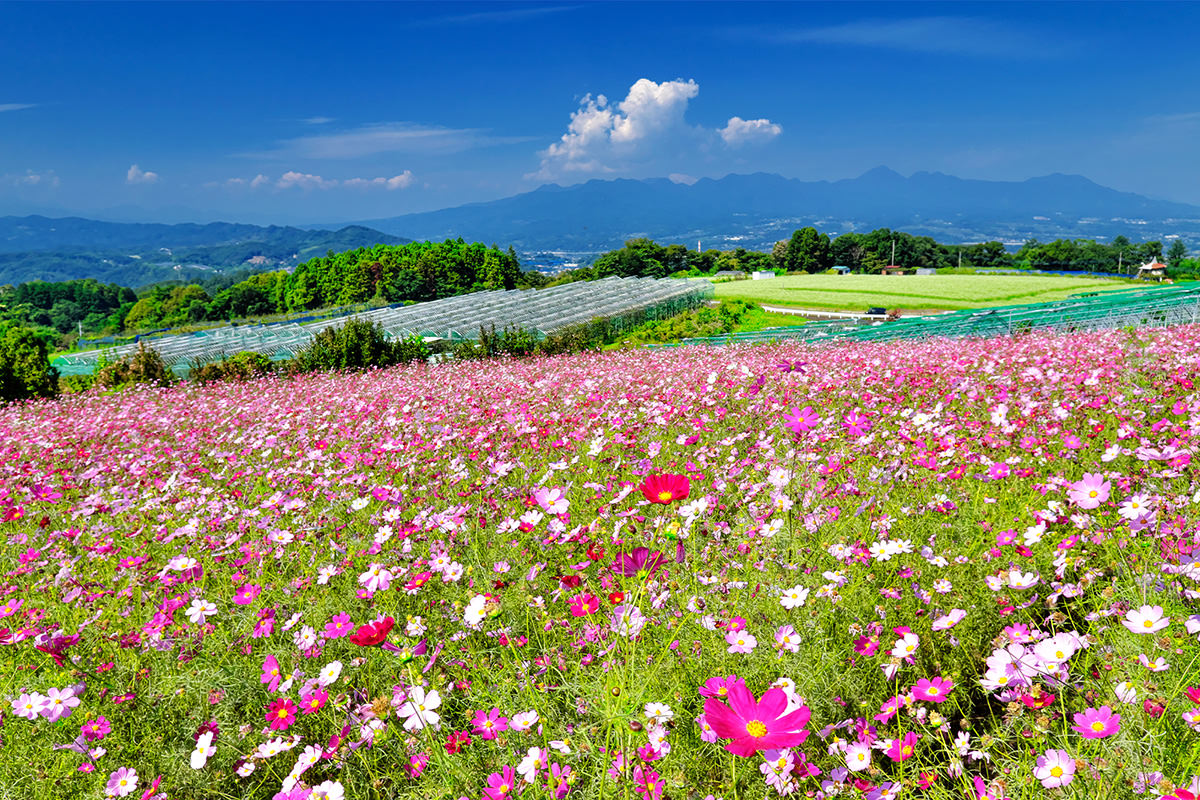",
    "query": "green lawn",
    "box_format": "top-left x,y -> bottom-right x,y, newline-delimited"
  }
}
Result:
713,273 -> 1134,311
732,306 -> 807,332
